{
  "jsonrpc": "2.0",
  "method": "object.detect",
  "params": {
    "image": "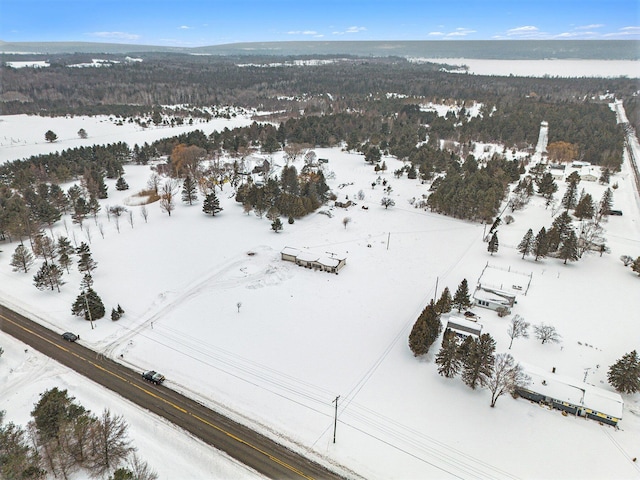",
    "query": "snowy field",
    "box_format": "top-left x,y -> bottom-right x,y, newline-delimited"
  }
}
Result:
1,103 -> 640,479
409,58 -> 640,78
0,111 -> 259,165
